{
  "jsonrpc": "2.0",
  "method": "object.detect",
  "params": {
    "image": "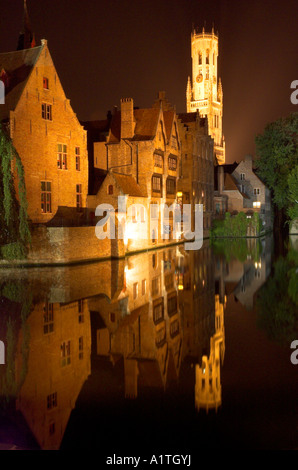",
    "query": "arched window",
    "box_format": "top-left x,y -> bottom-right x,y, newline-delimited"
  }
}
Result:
198,52 -> 202,65
206,50 -> 209,64
108,184 -> 113,195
